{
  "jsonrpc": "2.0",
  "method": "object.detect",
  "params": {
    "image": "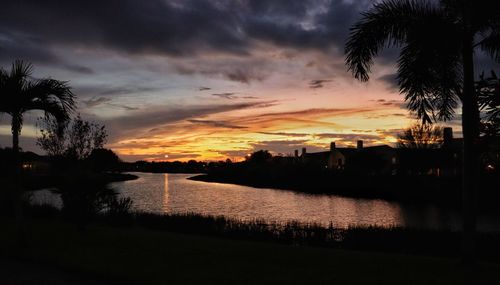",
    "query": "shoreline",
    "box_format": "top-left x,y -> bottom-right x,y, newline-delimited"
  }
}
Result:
188,174 -> 500,214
